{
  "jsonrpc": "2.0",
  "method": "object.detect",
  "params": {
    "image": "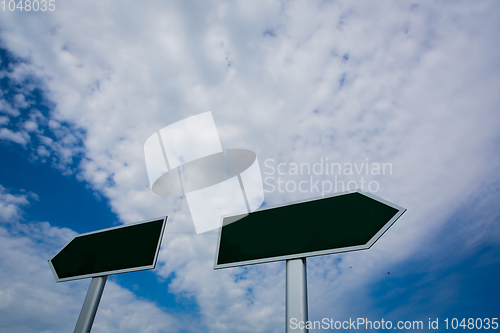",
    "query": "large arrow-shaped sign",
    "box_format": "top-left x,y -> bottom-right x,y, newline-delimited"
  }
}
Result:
215,191 -> 405,269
